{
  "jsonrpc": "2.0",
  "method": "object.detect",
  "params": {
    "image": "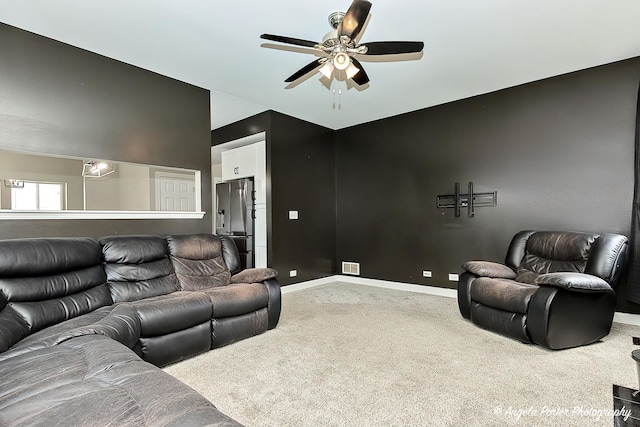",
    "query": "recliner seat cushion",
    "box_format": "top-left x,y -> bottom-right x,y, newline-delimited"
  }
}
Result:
470,277 -> 538,314
127,291 -> 213,337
